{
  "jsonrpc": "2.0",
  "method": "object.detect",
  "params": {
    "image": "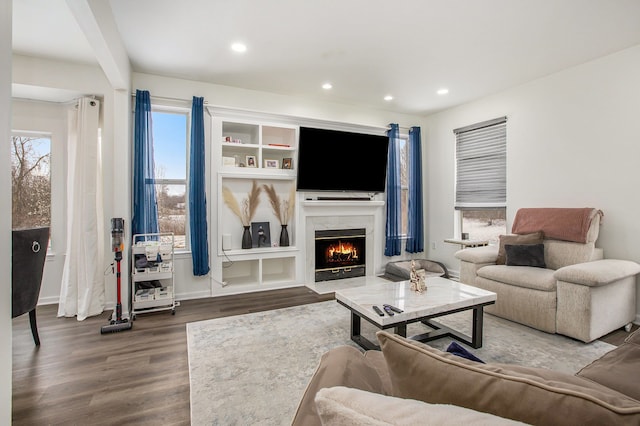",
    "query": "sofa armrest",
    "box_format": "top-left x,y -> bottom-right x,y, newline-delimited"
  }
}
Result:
291,346 -> 391,426
454,245 -> 499,264
554,259 -> 640,287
